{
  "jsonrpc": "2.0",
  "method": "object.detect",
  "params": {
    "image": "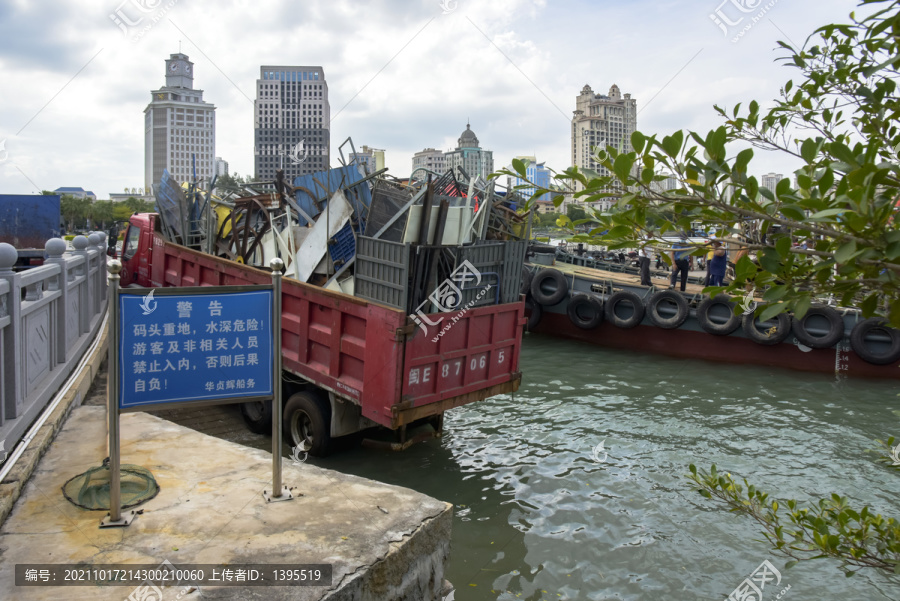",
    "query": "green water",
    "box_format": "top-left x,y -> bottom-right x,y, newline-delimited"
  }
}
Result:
313,334 -> 900,600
